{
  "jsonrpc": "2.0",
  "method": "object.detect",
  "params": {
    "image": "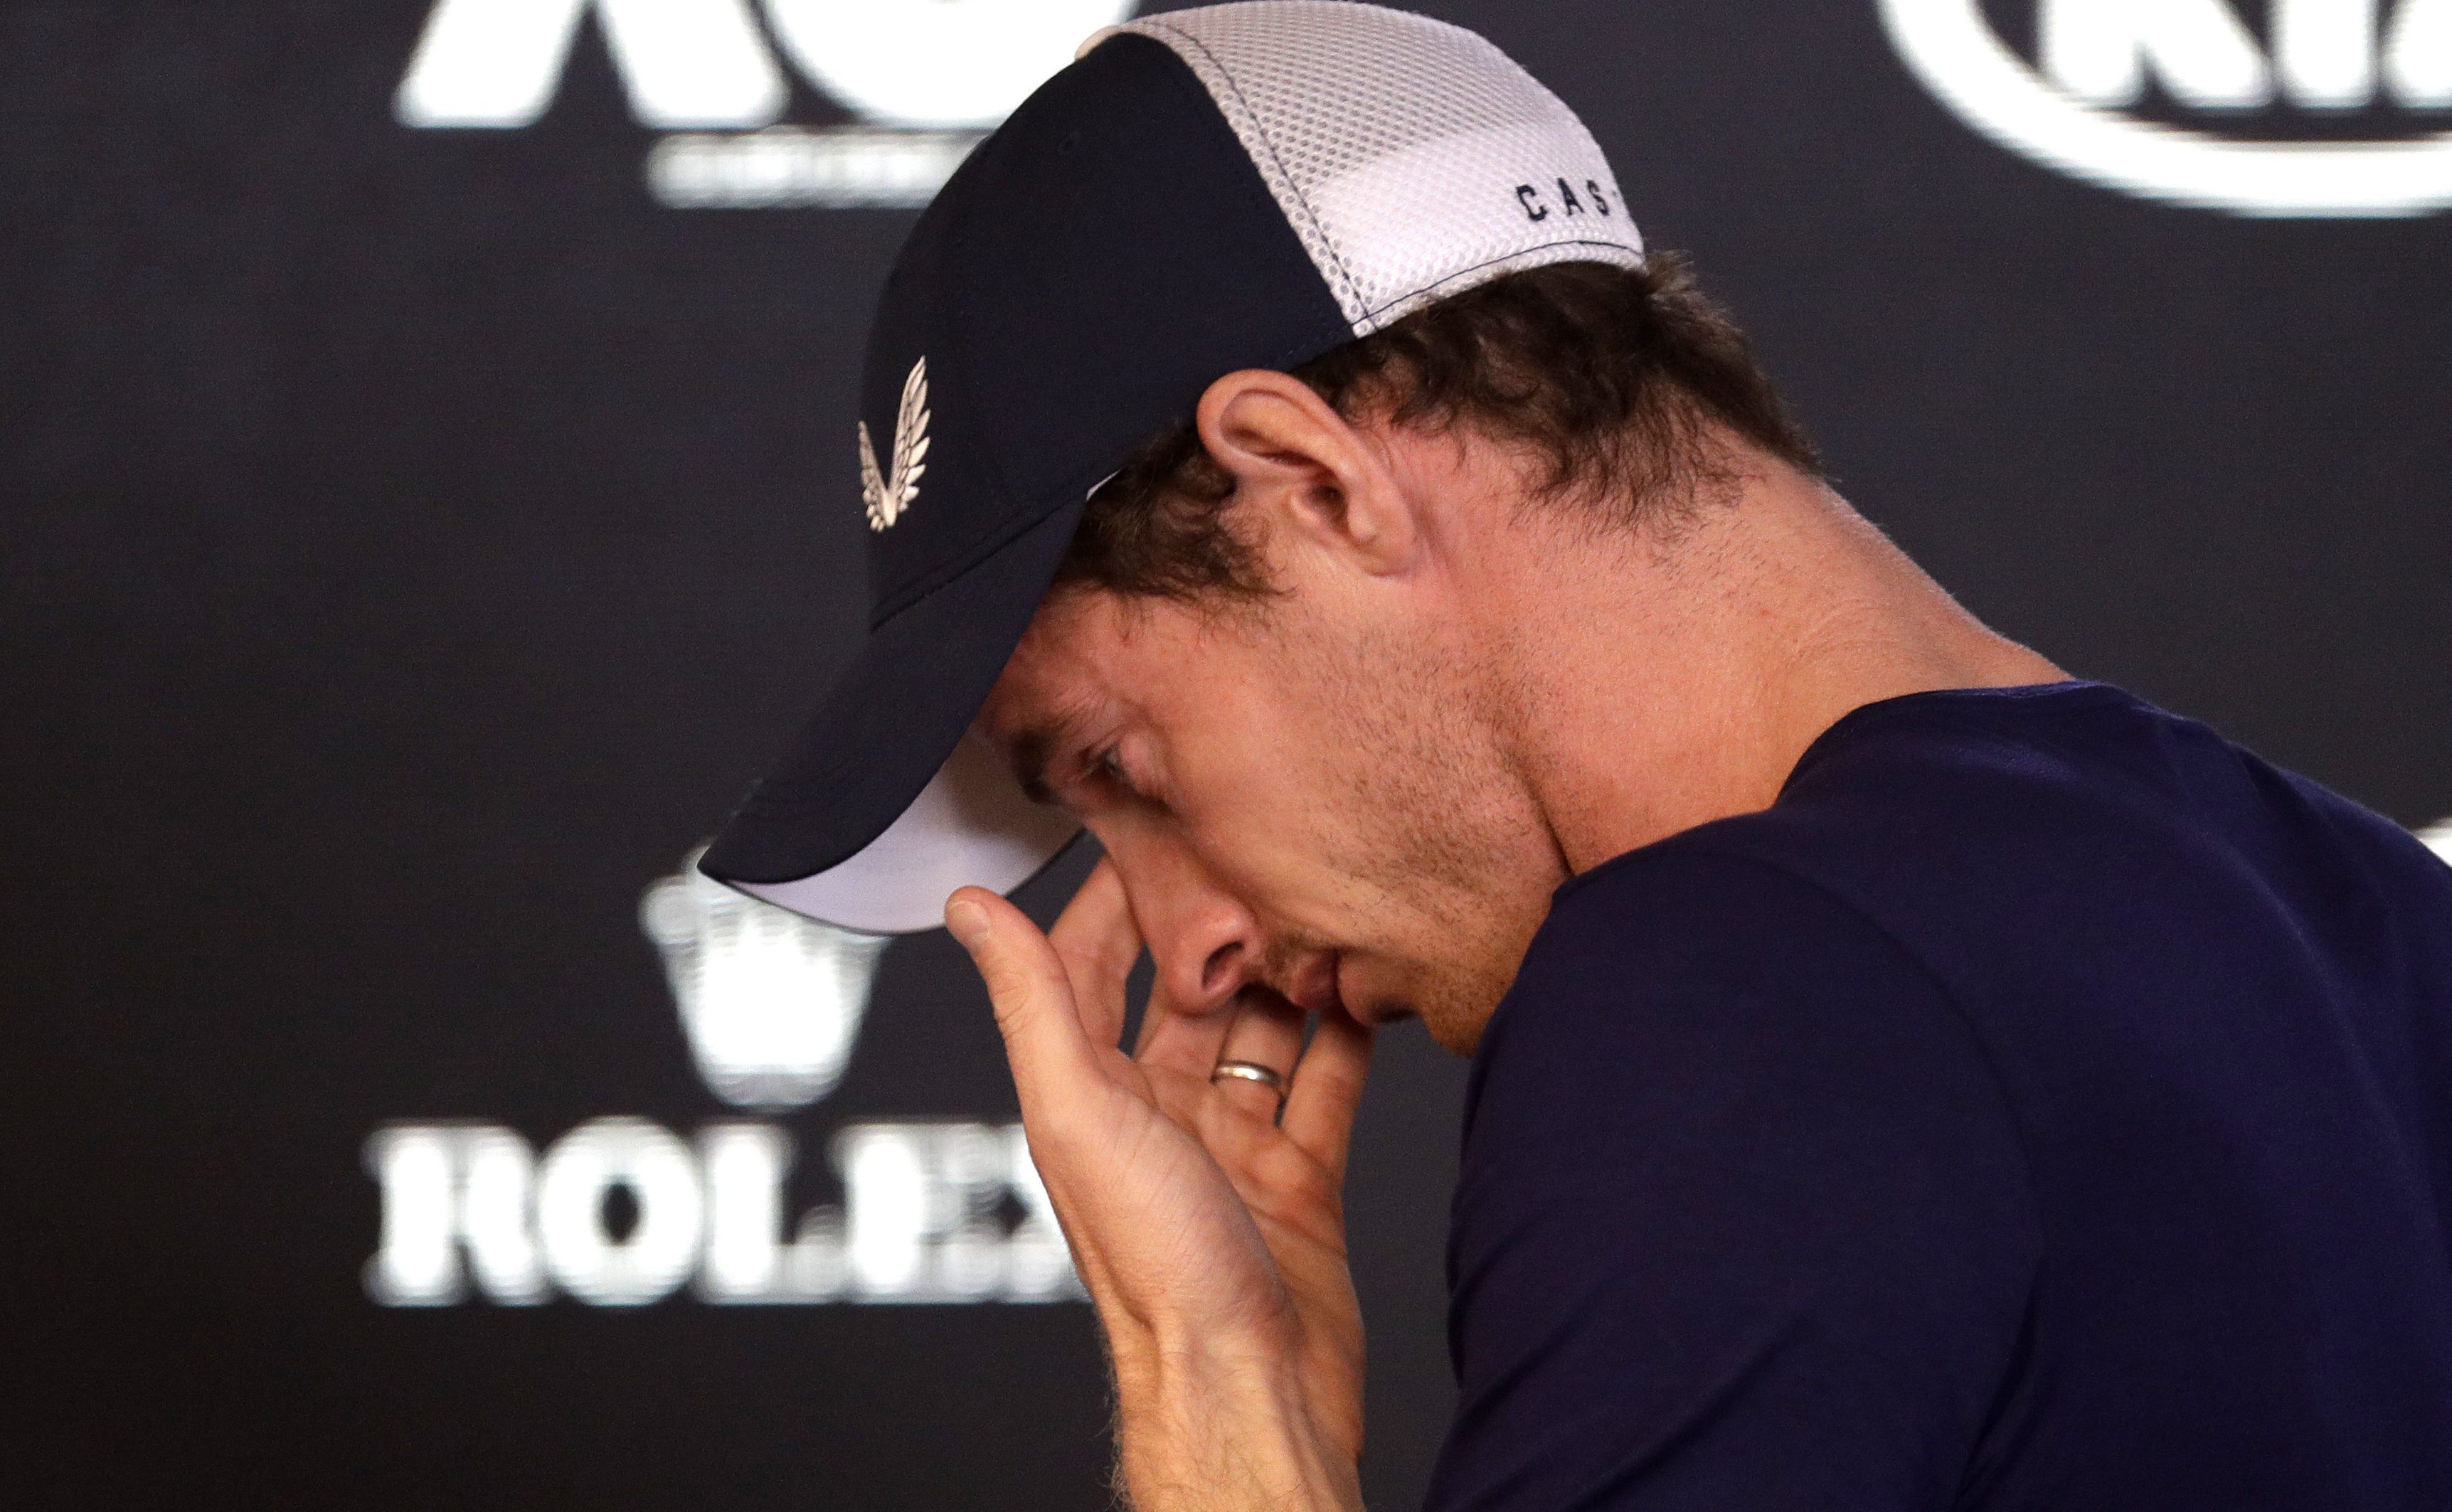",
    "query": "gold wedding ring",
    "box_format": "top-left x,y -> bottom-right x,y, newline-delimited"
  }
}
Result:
1210,1059 -> 1290,1106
